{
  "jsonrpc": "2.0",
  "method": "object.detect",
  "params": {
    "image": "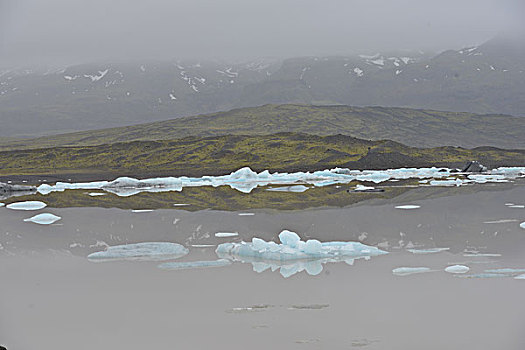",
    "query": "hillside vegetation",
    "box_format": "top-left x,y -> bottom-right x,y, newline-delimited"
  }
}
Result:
2,104 -> 524,151
0,133 -> 523,179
